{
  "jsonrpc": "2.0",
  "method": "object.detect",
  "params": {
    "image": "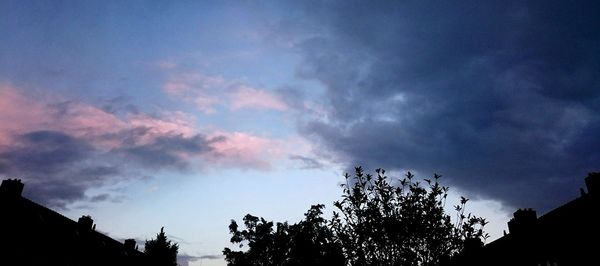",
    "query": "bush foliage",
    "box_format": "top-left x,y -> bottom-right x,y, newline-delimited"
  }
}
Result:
224,167 -> 488,266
